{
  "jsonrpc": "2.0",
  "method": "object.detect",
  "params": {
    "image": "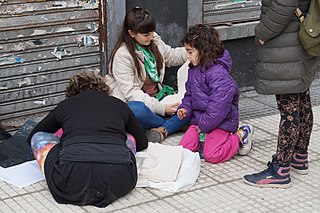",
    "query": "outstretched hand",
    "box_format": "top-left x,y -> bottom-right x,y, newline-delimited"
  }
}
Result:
165,102 -> 180,116
177,108 -> 187,120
